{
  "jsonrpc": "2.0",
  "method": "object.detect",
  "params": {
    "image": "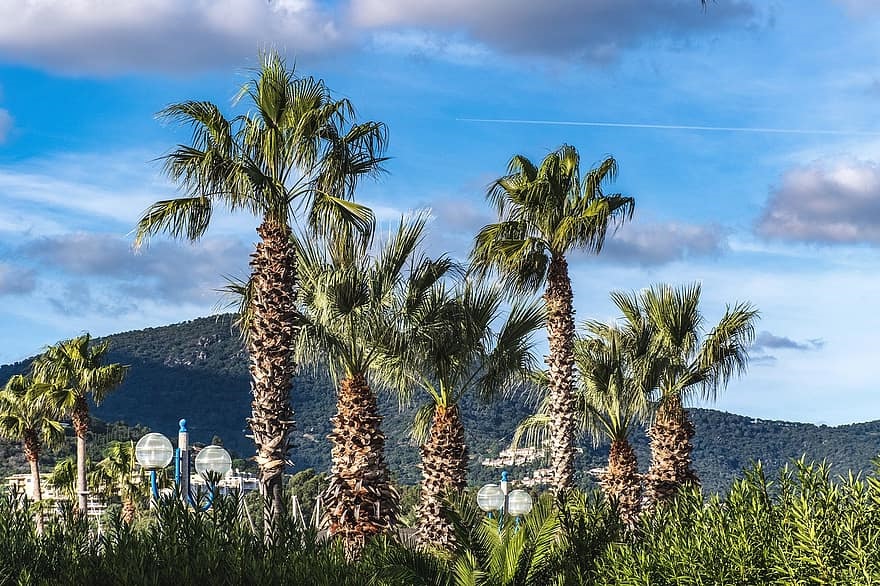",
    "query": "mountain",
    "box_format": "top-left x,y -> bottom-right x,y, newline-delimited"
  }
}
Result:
2,315 -> 879,493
